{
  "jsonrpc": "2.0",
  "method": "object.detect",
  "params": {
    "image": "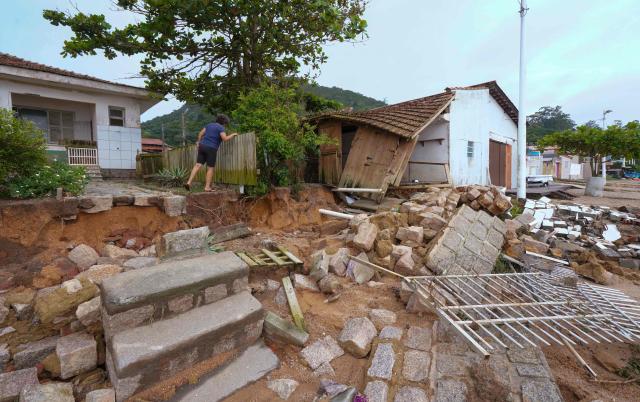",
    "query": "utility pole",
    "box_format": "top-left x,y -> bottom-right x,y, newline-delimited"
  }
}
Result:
601,109 -> 612,178
161,123 -> 166,153
516,0 -> 528,200
181,107 -> 189,147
